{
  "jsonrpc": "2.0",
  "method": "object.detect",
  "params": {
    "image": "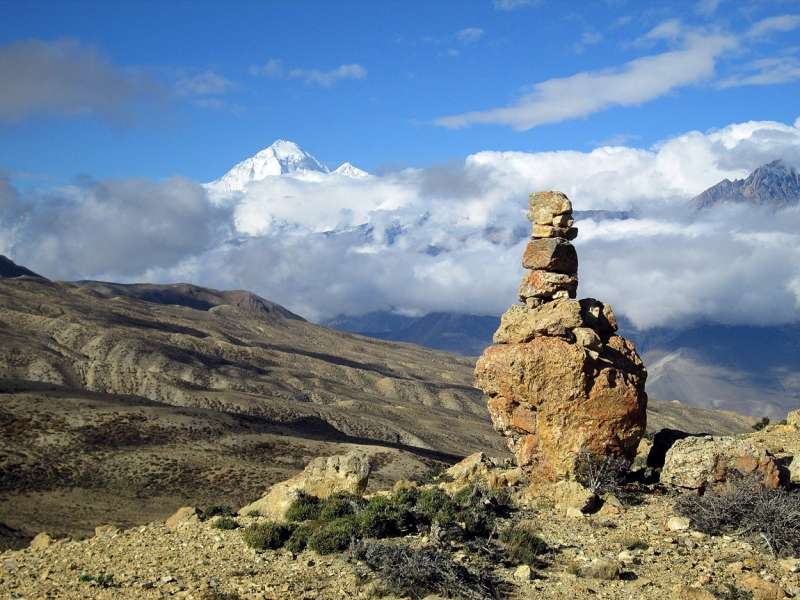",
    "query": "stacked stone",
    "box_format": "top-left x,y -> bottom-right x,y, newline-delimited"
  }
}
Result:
518,191 -> 579,309
474,191 -> 648,483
